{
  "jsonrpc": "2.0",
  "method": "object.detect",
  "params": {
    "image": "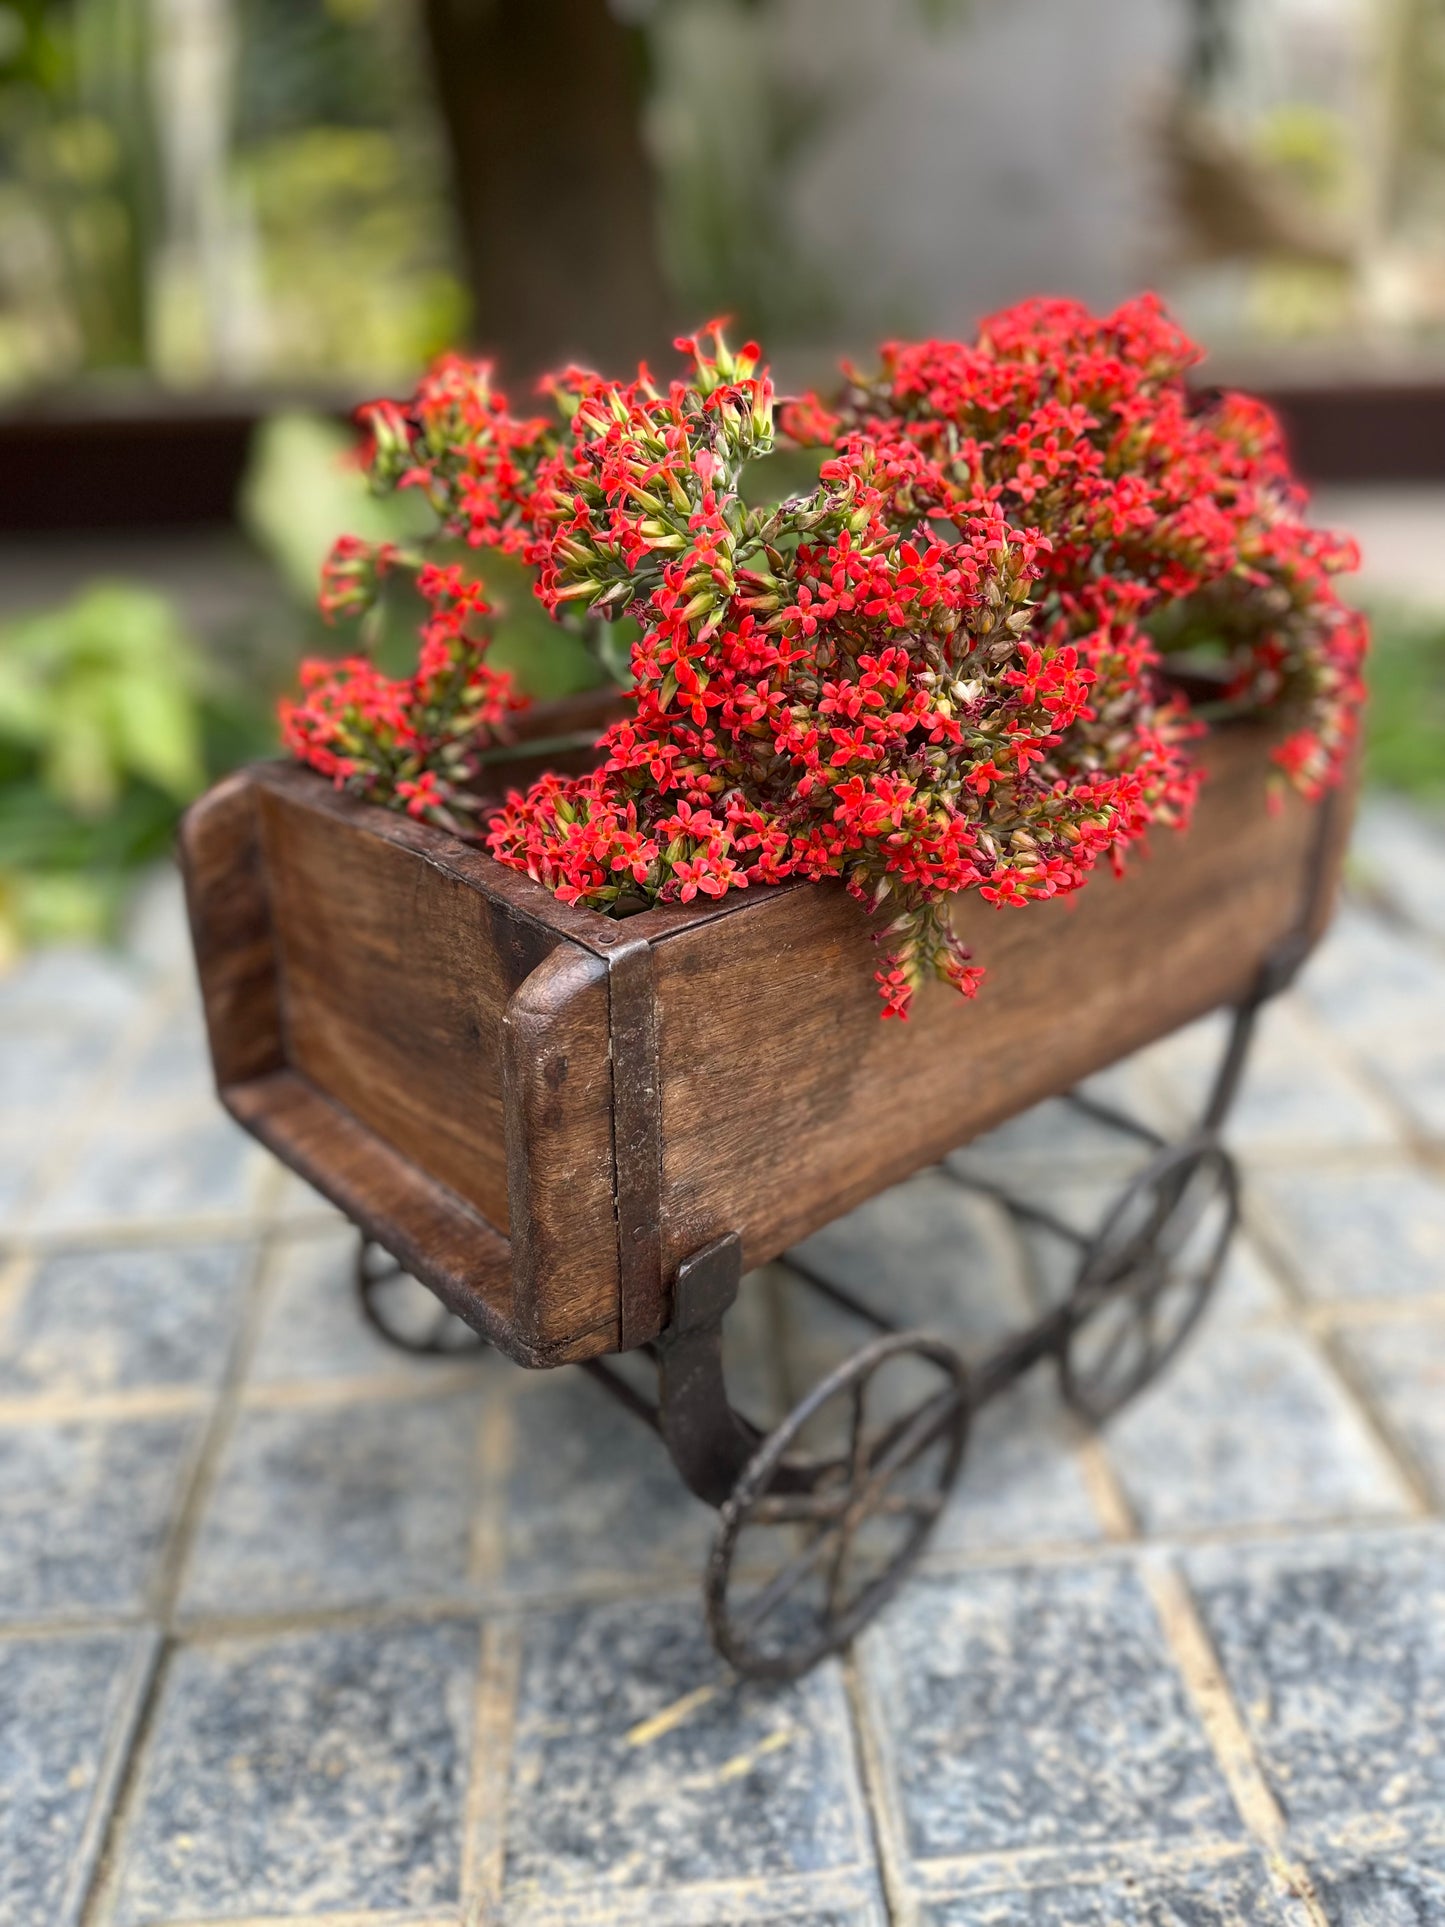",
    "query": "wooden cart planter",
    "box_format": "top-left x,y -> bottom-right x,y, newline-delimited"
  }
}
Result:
181,702 -> 1354,1678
